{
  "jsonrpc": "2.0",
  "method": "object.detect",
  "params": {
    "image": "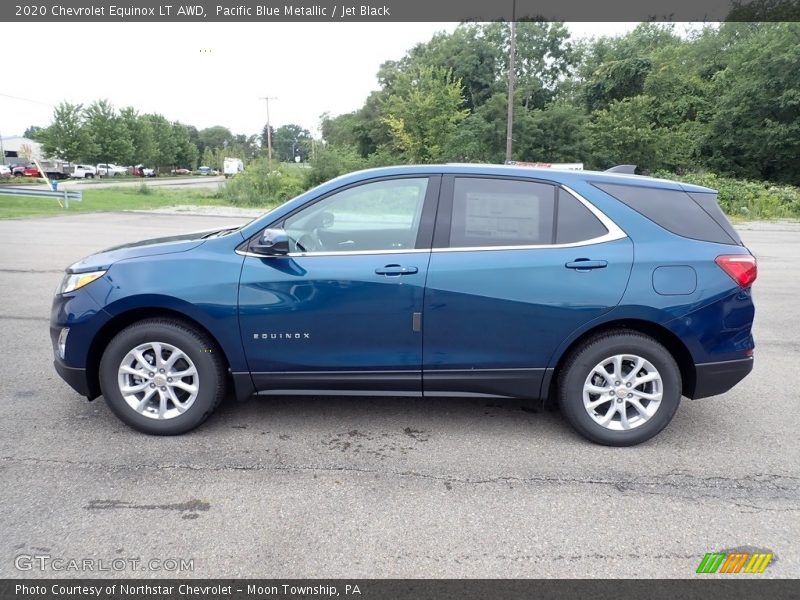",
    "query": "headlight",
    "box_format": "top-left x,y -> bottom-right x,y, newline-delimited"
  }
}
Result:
56,270 -> 107,295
